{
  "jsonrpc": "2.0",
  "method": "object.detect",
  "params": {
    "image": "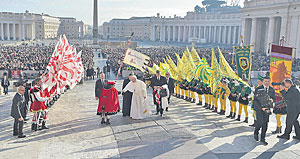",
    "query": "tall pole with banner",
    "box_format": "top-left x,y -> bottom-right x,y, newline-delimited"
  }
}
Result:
115,32 -> 134,80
